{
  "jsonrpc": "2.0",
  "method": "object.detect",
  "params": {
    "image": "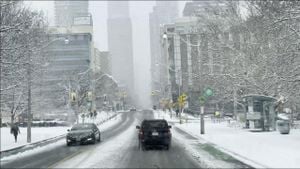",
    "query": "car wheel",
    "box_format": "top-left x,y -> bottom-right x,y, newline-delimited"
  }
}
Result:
92,136 -> 96,144
142,144 -> 147,151
67,142 -> 71,146
165,145 -> 169,150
